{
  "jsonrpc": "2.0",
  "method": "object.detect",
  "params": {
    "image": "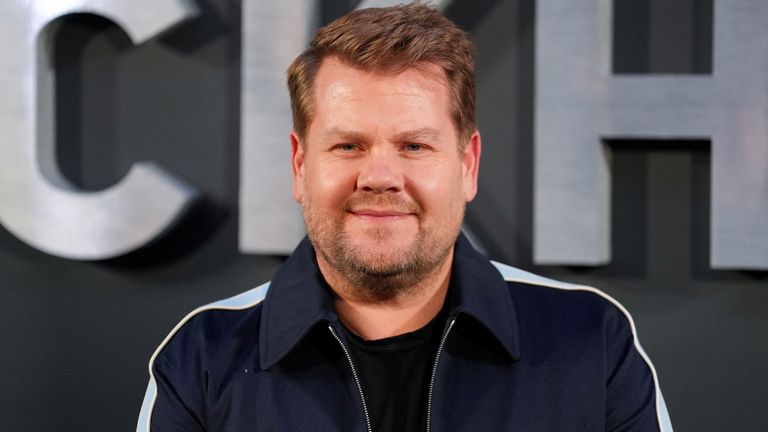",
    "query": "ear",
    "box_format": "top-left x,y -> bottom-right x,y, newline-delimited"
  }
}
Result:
461,131 -> 481,202
291,131 -> 305,203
